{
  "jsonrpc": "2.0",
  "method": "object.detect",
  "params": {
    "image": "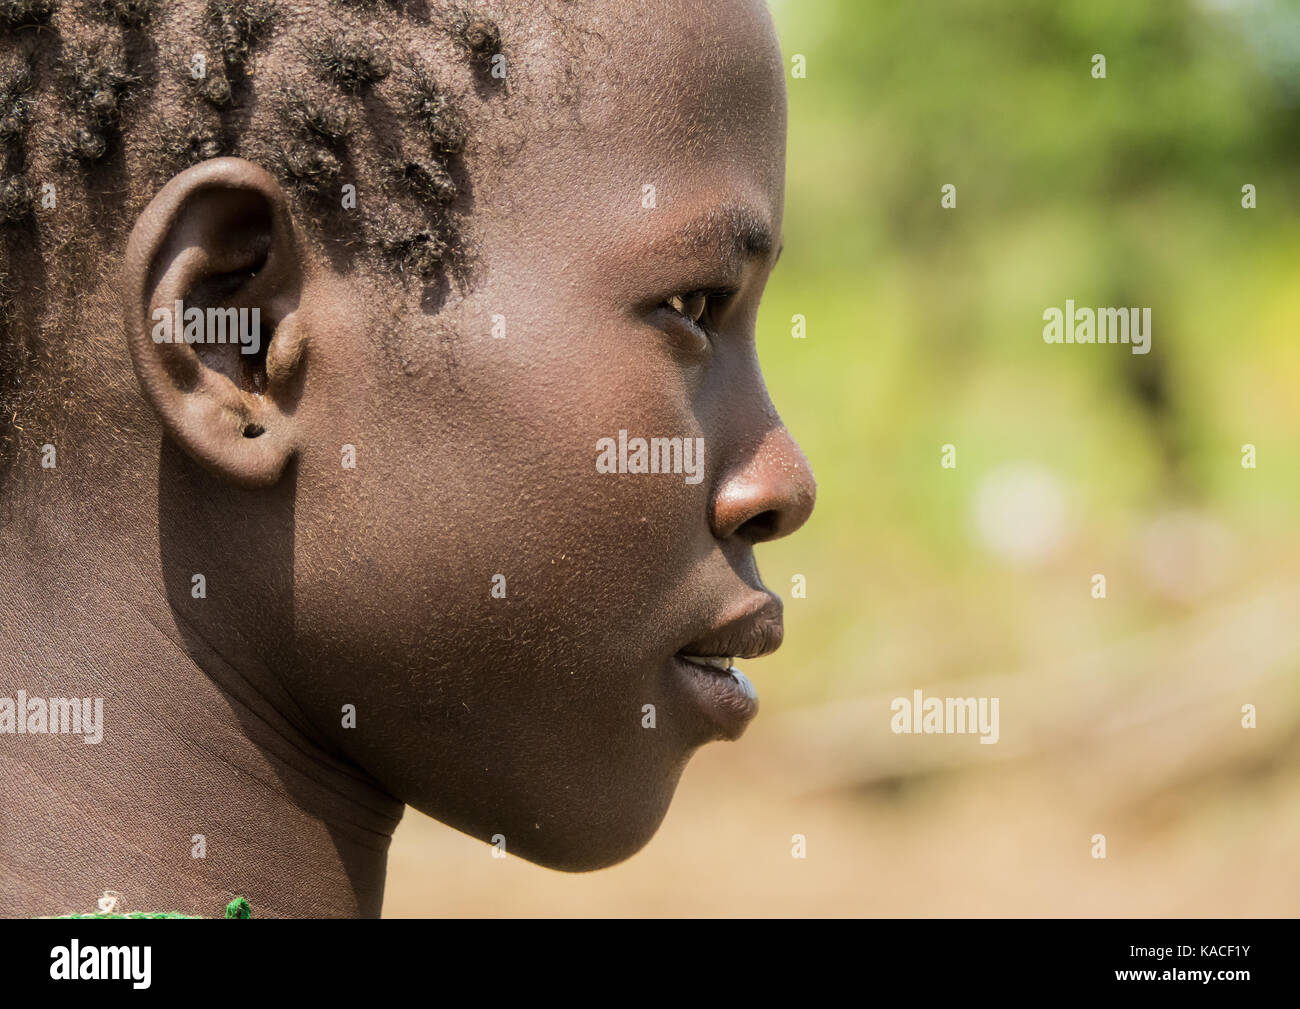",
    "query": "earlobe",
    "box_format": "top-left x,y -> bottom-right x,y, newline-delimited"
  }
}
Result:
123,157 -> 307,489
